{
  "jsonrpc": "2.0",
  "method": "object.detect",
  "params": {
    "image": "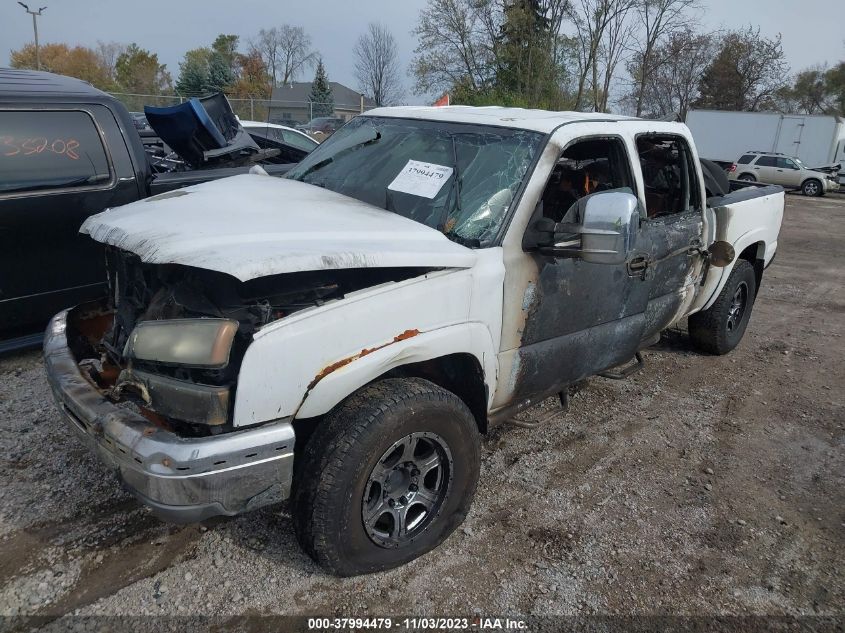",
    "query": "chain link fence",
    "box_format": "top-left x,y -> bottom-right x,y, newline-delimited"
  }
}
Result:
108,92 -> 376,127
